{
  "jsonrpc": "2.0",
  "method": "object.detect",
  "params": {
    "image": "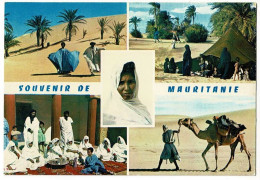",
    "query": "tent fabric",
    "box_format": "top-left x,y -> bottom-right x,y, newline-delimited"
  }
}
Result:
48,48 -> 80,72
203,26 -> 256,65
